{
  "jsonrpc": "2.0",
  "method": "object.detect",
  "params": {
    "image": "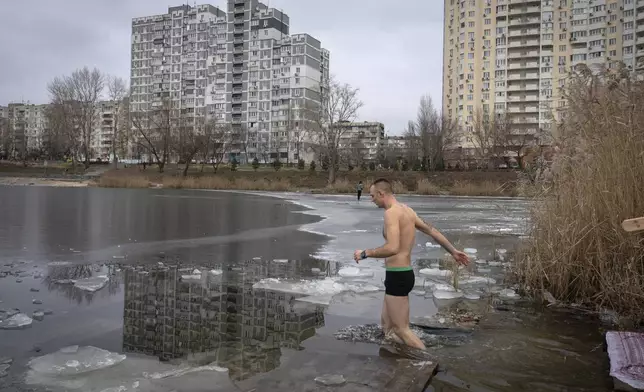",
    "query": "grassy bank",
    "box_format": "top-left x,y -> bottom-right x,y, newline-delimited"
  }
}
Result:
515,67 -> 644,324
95,166 -> 520,197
